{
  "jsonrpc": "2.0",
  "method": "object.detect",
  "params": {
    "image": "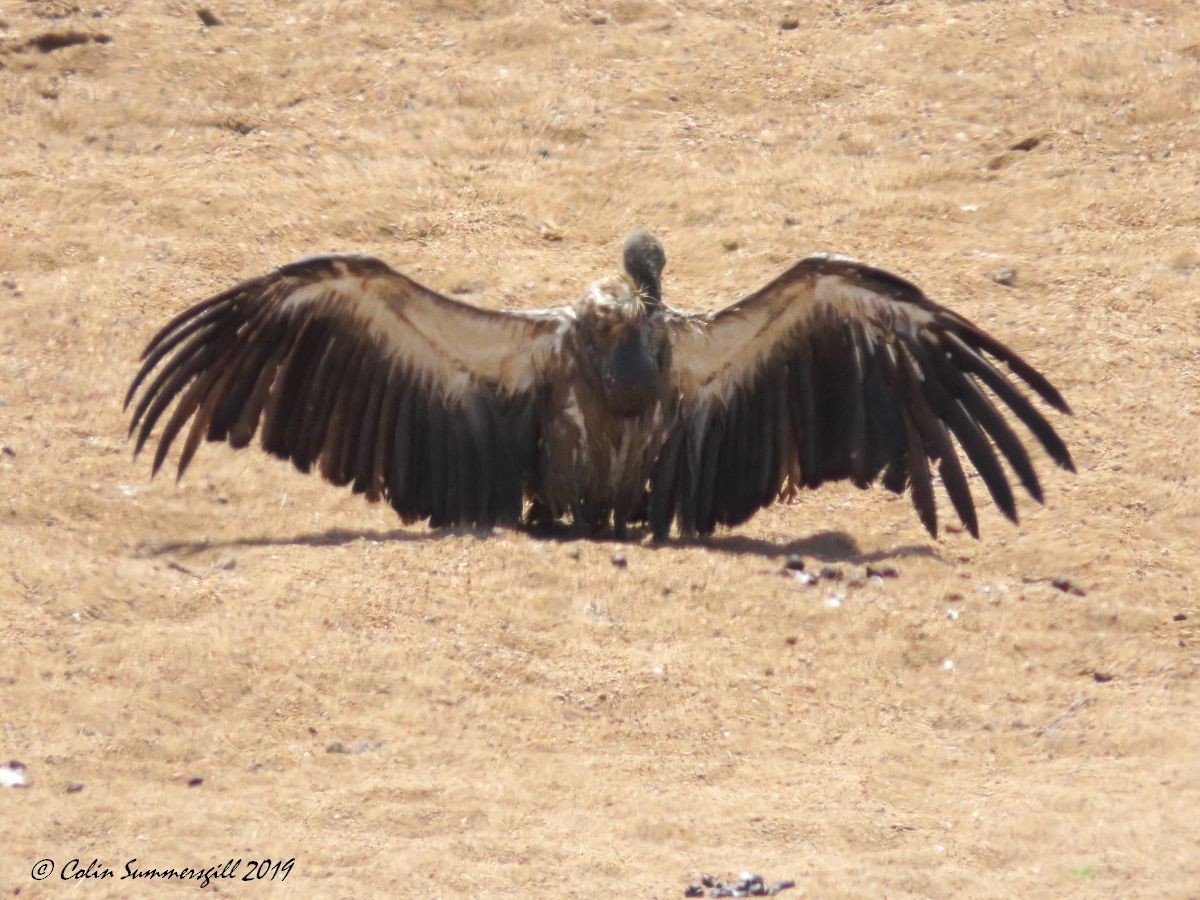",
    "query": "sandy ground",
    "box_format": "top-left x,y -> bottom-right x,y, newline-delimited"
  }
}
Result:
3,0 -> 1200,896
